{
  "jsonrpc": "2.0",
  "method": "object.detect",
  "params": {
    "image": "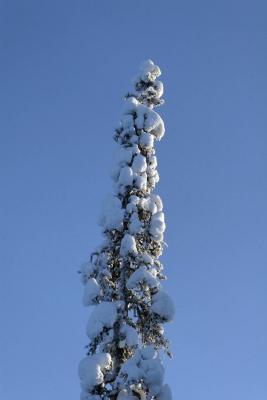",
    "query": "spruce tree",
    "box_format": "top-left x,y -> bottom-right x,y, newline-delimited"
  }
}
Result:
78,60 -> 174,400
